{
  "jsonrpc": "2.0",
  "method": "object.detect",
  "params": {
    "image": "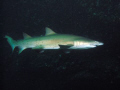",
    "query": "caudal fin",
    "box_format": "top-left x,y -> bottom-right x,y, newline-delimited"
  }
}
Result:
5,35 -> 17,51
